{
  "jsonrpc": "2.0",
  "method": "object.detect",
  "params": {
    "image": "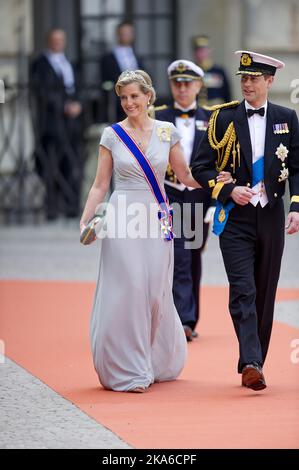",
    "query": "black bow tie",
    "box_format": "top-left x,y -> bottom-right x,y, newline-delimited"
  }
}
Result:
247,107 -> 265,117
174,108 -> 196,118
